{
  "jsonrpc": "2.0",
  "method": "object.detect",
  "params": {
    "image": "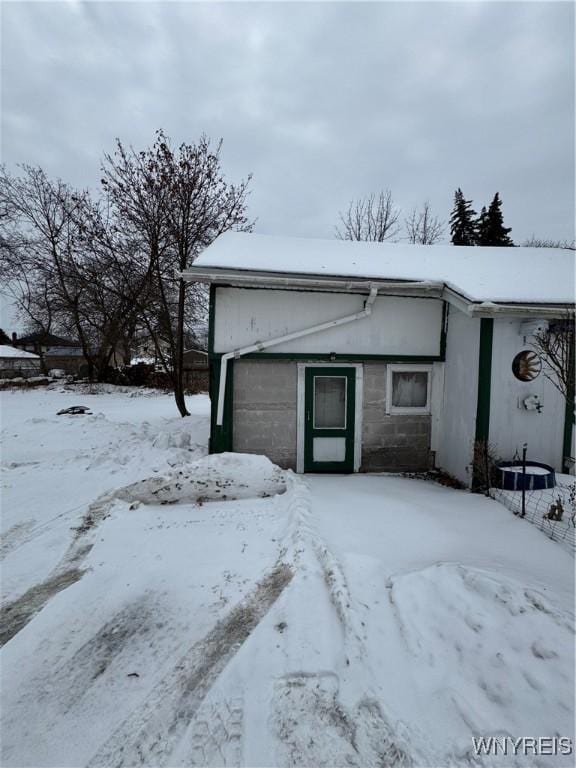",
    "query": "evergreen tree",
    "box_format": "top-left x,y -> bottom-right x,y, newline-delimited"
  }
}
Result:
476,192 -> 514,246
476,206 -> 488,242
0,328 -> 11,345
450,188 -> 477,245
